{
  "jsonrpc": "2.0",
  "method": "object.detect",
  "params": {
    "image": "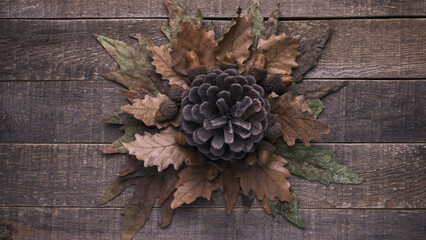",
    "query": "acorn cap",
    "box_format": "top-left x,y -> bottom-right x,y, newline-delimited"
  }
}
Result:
167,86 -> 185,102
248,66 -> 267,82
263,74 -> 286,95
187,66 -> 207,83
257,141 -> 276,153
220,61 -> 238,71
159,99 -> 178,120
266,121 -> 283,141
